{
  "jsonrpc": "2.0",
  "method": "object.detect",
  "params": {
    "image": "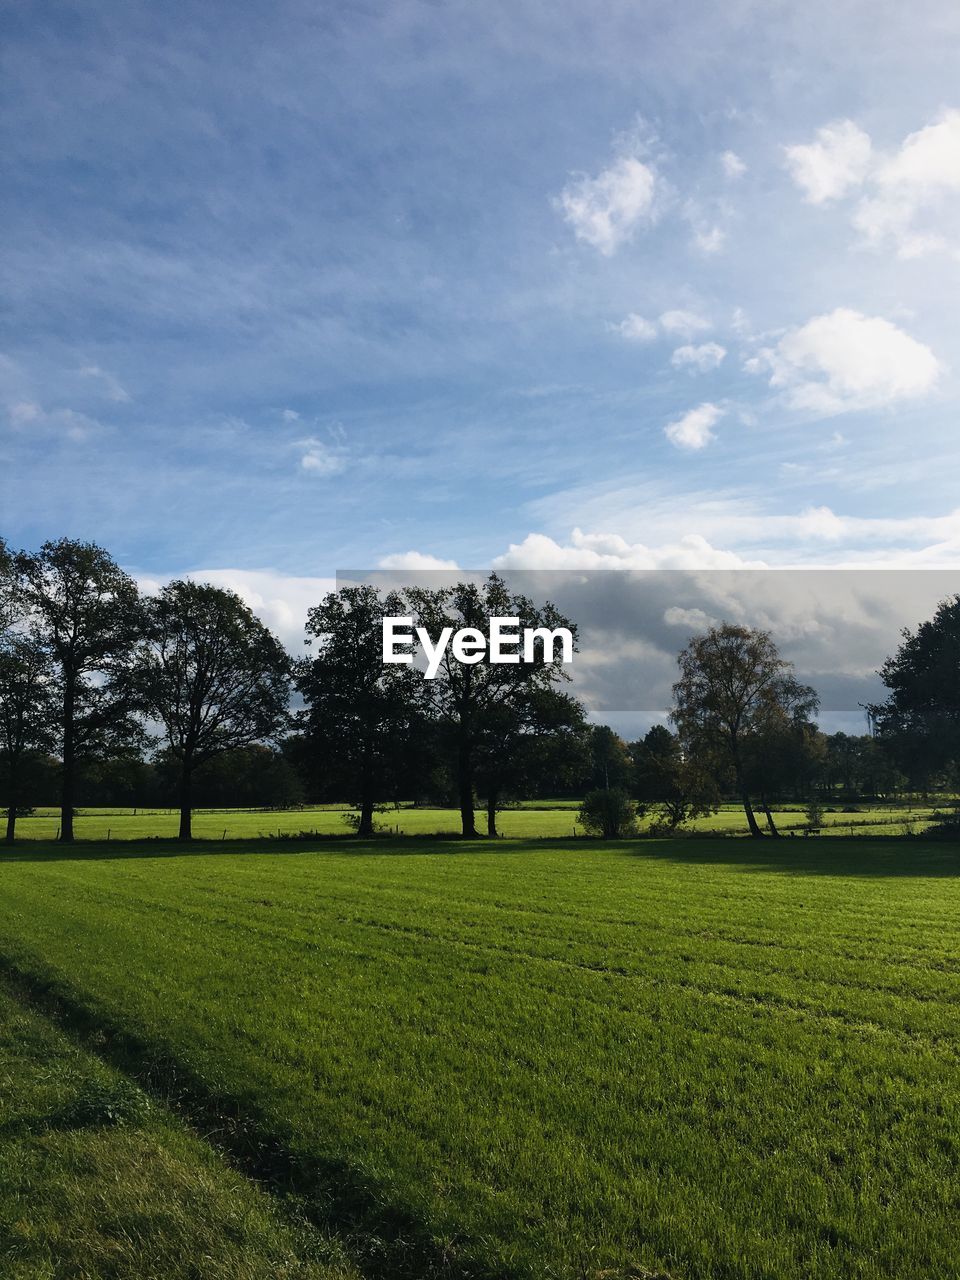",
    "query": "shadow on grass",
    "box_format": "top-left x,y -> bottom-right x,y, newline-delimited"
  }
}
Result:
0,961 -> 518,1280
1,831 -> 959,877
